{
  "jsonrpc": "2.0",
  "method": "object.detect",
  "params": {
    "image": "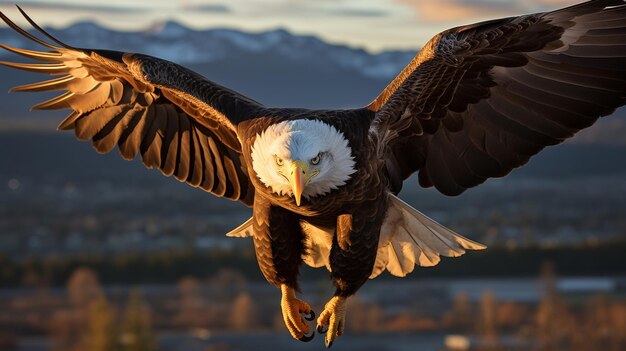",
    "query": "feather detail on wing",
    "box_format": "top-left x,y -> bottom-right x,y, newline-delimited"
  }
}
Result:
369,0 -> 626,196
0,7 -> 263,205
